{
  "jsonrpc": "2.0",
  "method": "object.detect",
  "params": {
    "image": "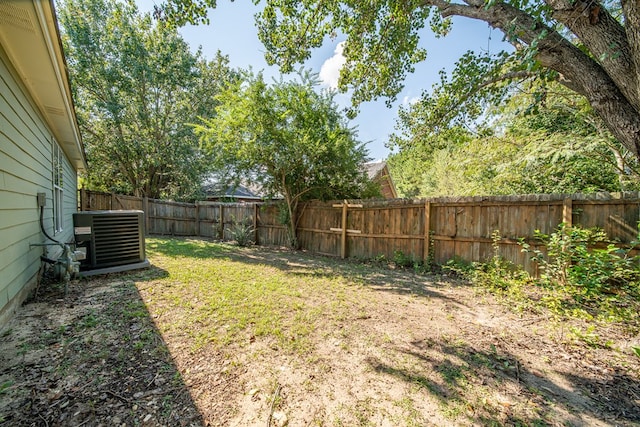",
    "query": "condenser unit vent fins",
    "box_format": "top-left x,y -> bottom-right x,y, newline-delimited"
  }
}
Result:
93,215 -> 143,266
